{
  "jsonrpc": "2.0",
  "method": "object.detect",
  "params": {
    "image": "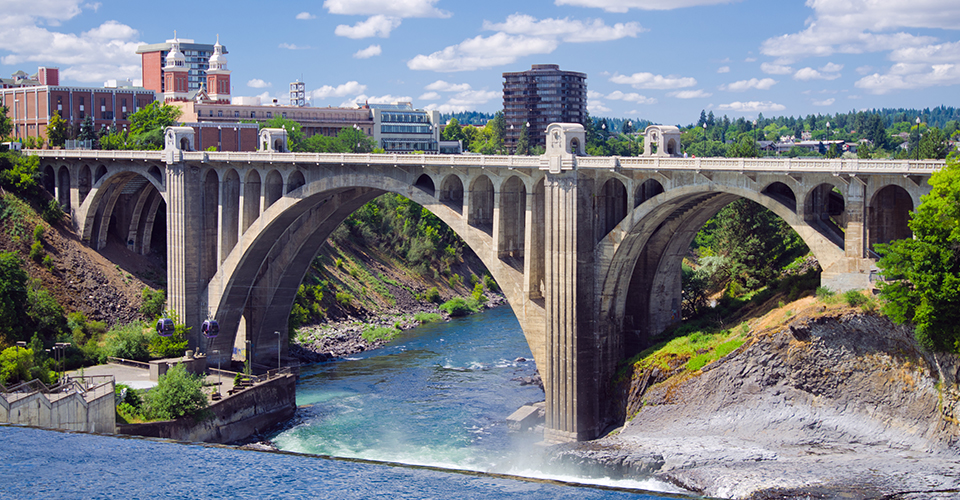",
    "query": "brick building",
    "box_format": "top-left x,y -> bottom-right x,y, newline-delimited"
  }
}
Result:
136,34 -> 223,96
